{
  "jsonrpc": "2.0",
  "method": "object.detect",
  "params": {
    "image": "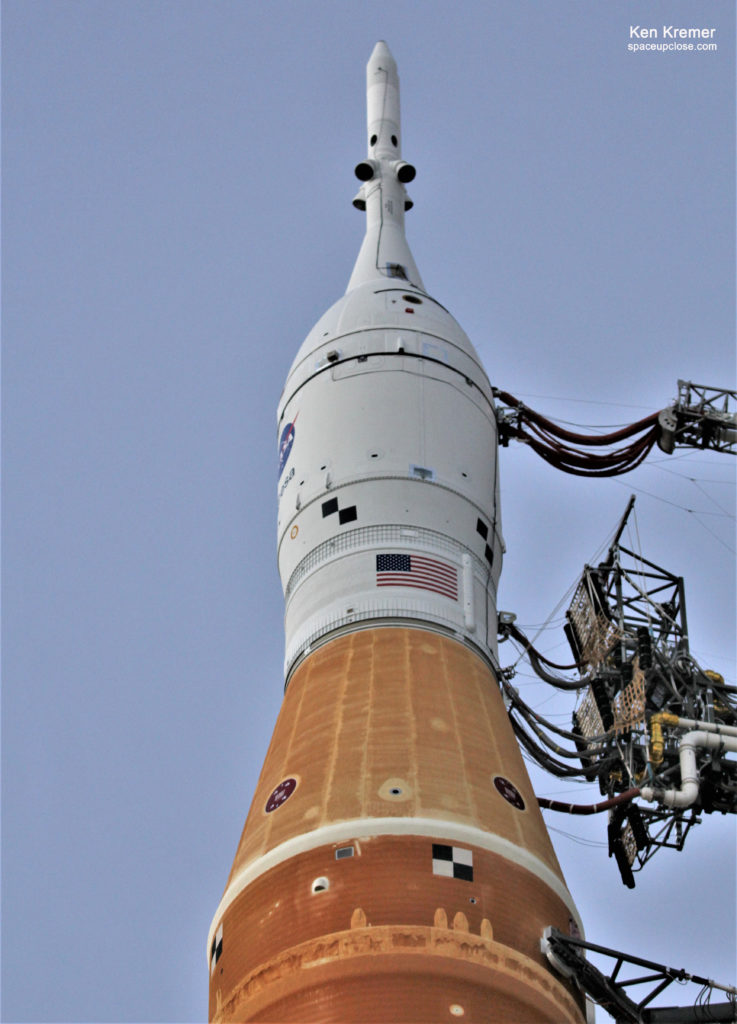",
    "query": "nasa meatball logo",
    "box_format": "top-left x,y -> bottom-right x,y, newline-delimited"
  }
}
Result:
493,775 -> 526,811
278,417 -> 297,478
265,777 -> 297,813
